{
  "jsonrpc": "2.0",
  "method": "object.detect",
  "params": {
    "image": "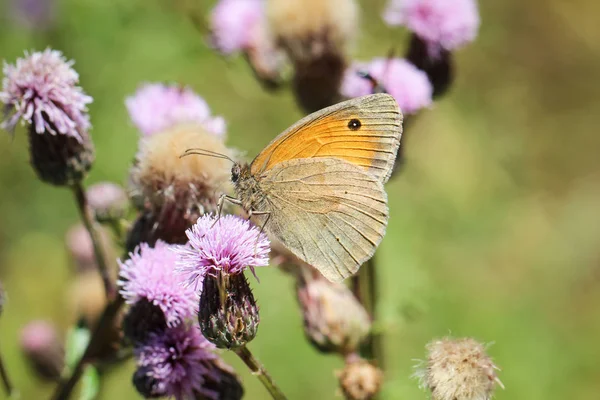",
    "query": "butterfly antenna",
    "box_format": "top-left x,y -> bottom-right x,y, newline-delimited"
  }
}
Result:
180,148 -> 235,164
